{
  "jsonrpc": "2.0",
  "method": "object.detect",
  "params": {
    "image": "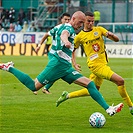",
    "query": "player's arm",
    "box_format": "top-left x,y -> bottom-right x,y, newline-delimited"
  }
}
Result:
72,48 -> 81,72
60,30 -> 71,48
35,33 -> 50,53
106,31 -> 119,42
72,35 -> 82,71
